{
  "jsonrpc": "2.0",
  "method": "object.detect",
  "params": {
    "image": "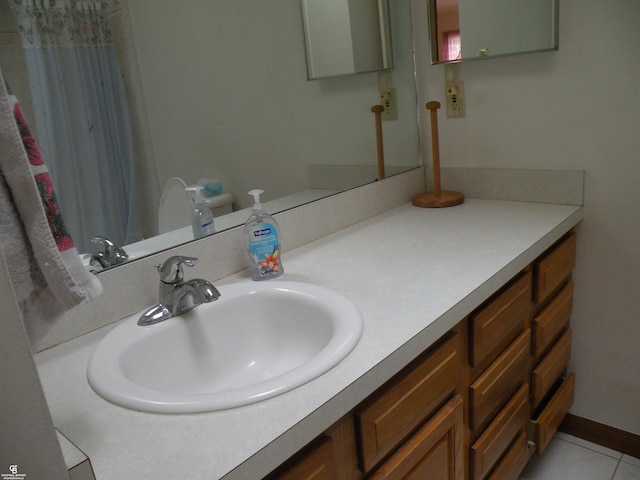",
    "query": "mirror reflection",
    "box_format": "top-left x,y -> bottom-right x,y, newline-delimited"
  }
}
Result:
428,0 -> 558,64
0,0 -> 420,270
301,0 -> 393,80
